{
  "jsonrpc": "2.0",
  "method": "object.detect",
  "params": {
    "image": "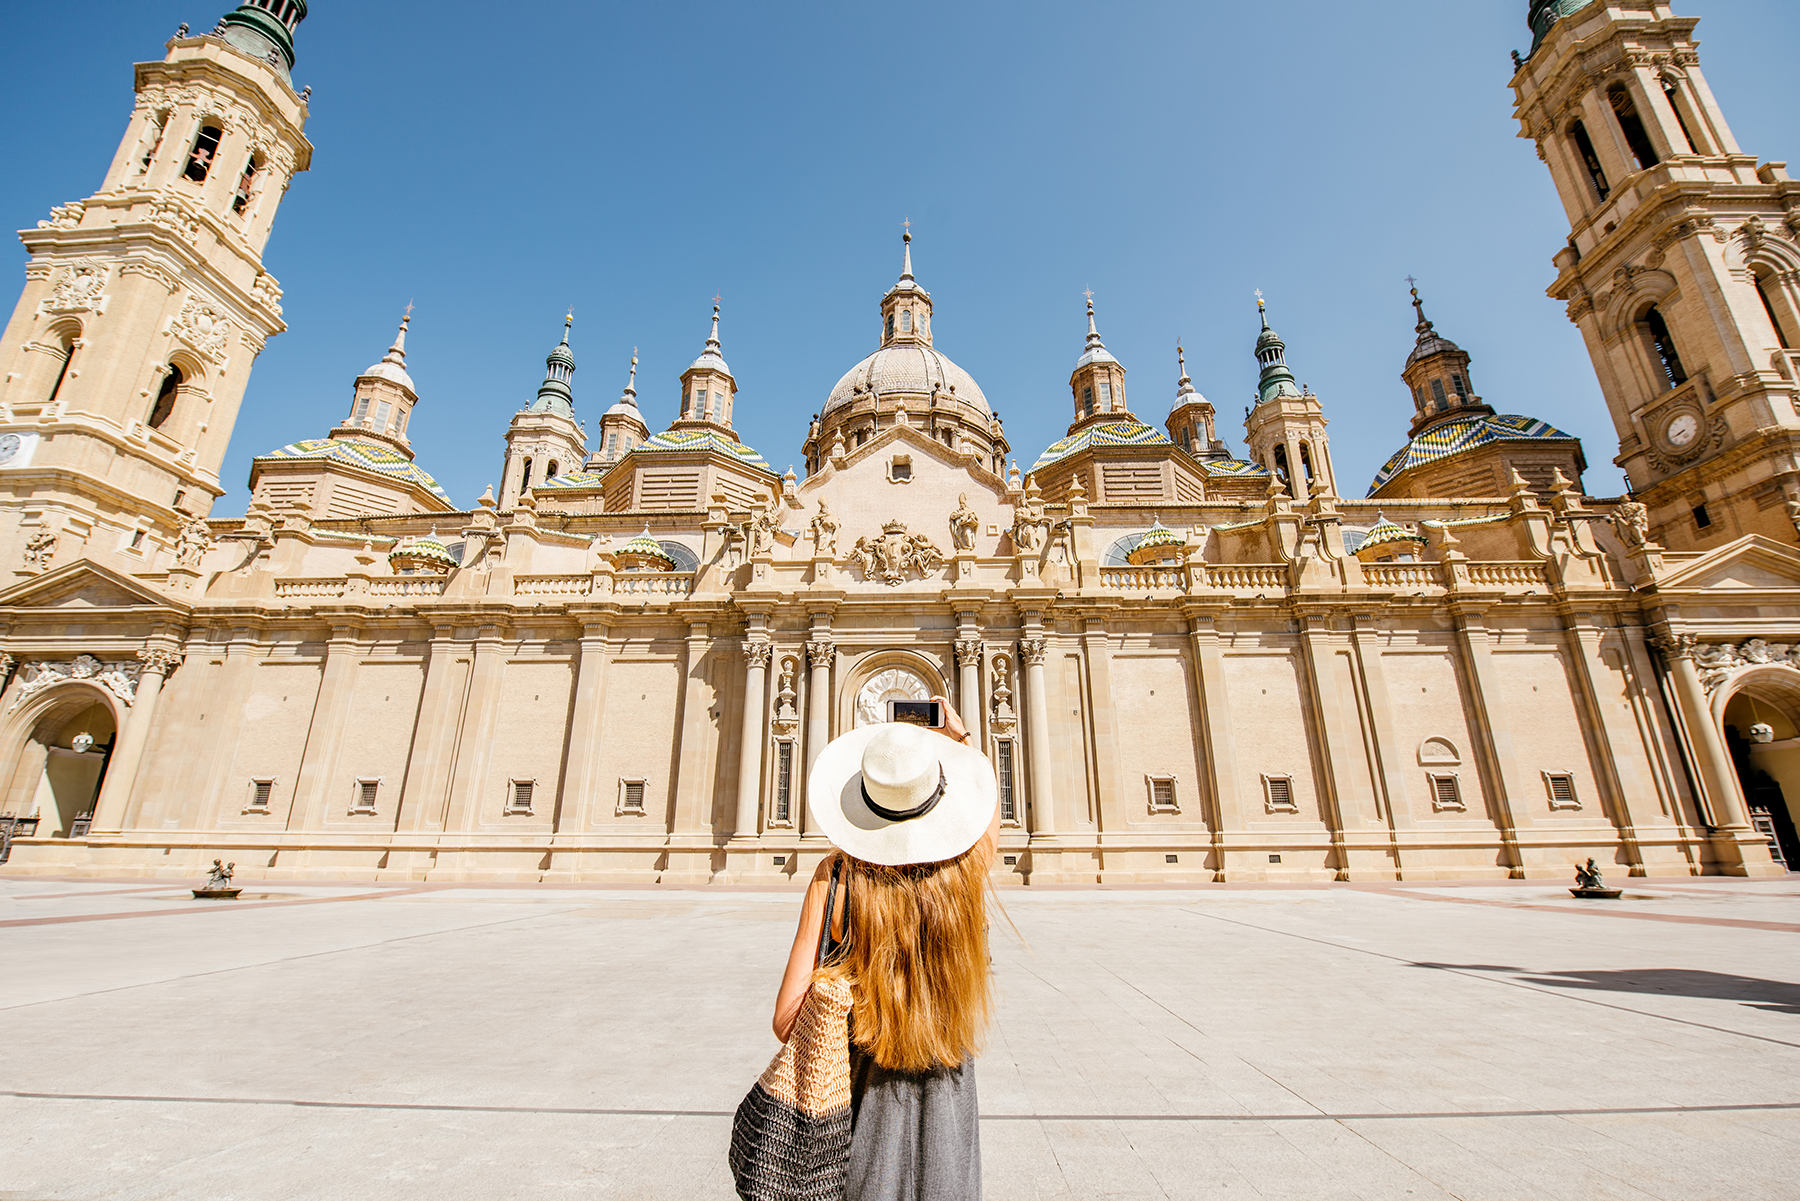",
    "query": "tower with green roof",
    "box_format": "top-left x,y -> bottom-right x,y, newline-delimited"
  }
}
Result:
1241,297 -> 1337,502
500,314 -> 589,507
